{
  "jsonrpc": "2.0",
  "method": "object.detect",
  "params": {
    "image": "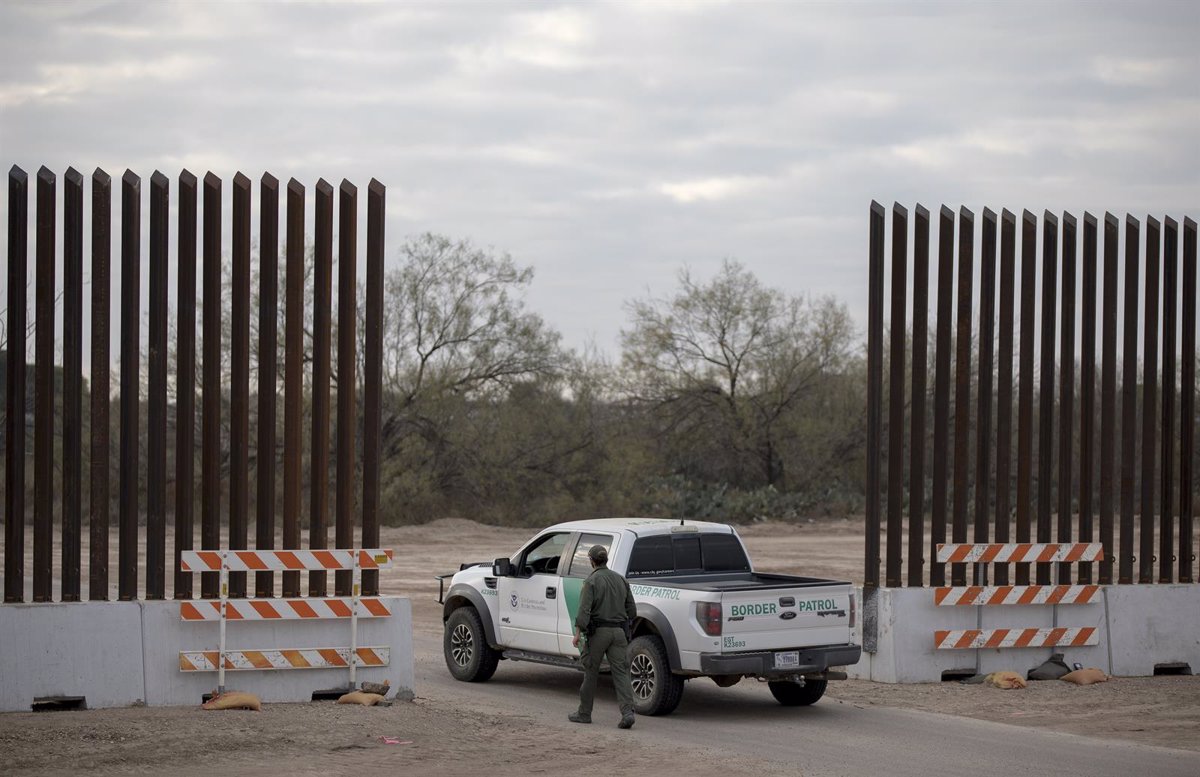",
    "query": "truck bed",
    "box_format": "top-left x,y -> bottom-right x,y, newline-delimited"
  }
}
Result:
630,571 -> 850,592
